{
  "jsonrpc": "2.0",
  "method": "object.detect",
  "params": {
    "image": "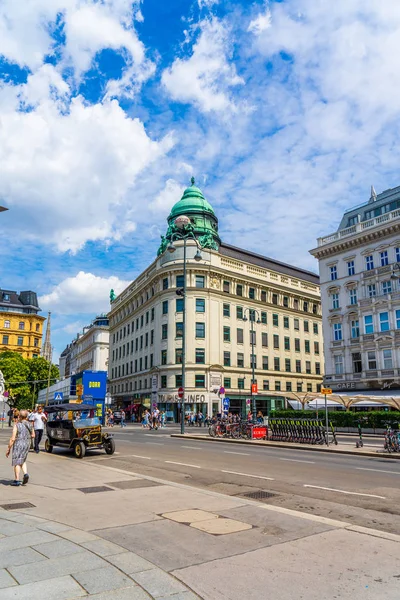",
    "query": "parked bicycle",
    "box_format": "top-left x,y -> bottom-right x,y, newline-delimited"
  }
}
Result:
383,422 -> 400,453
